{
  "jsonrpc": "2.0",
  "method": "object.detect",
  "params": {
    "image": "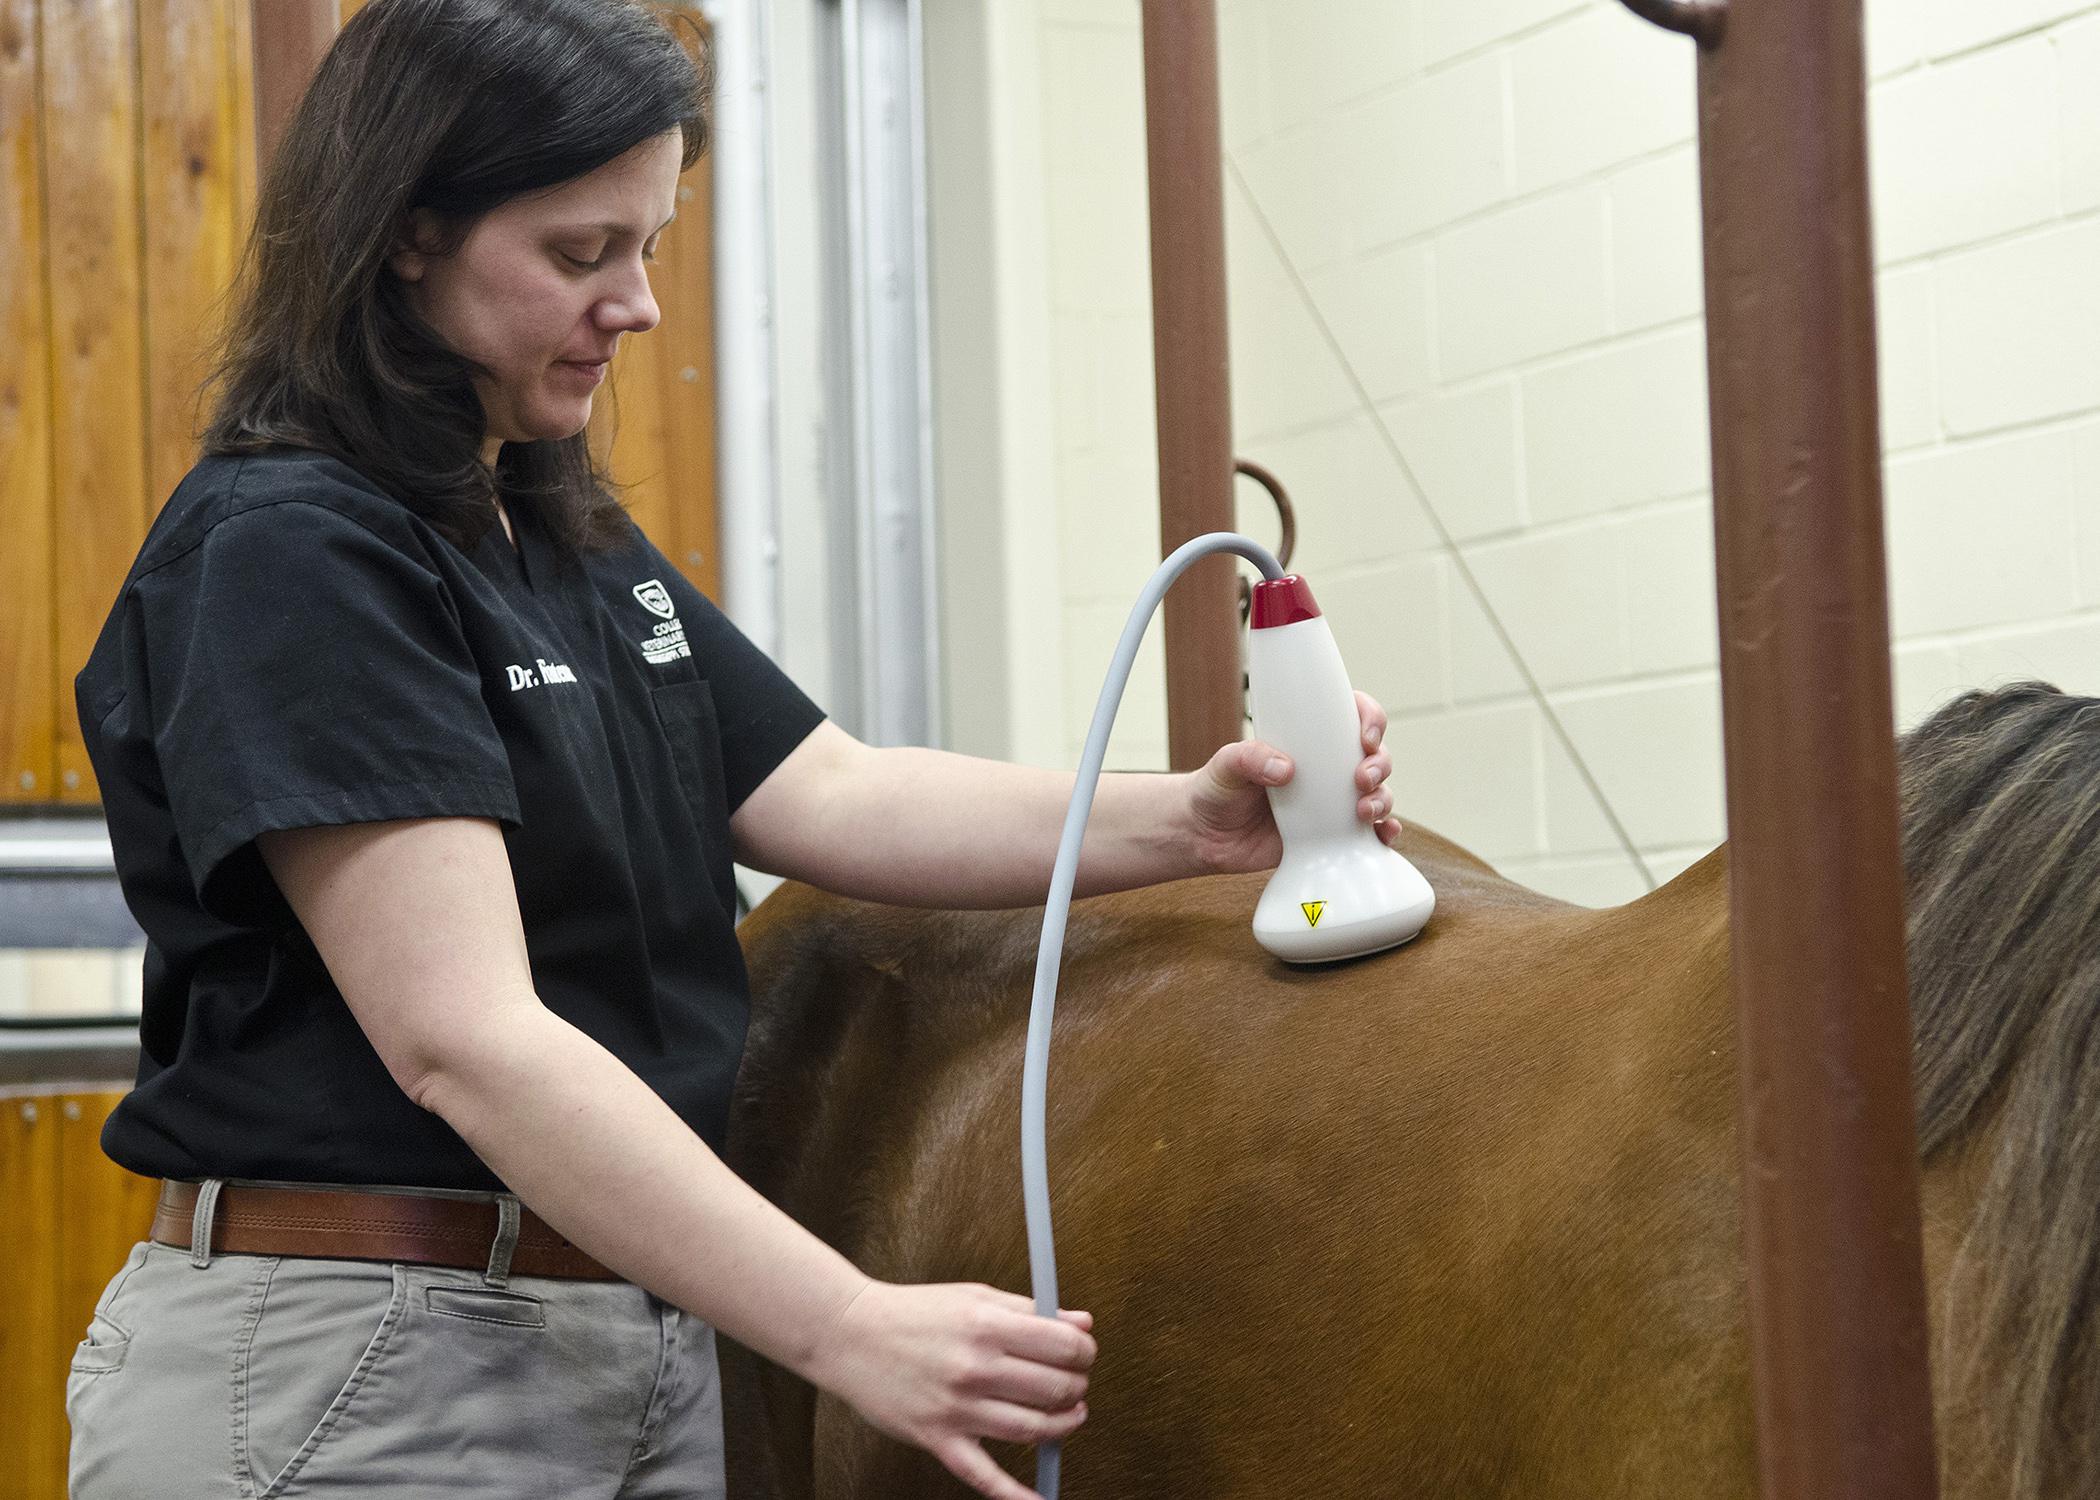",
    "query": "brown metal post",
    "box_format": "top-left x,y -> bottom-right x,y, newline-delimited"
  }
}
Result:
1140,0 -> 1243,770
252,0 -> 339,181
1617,0 -> 1942,1495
